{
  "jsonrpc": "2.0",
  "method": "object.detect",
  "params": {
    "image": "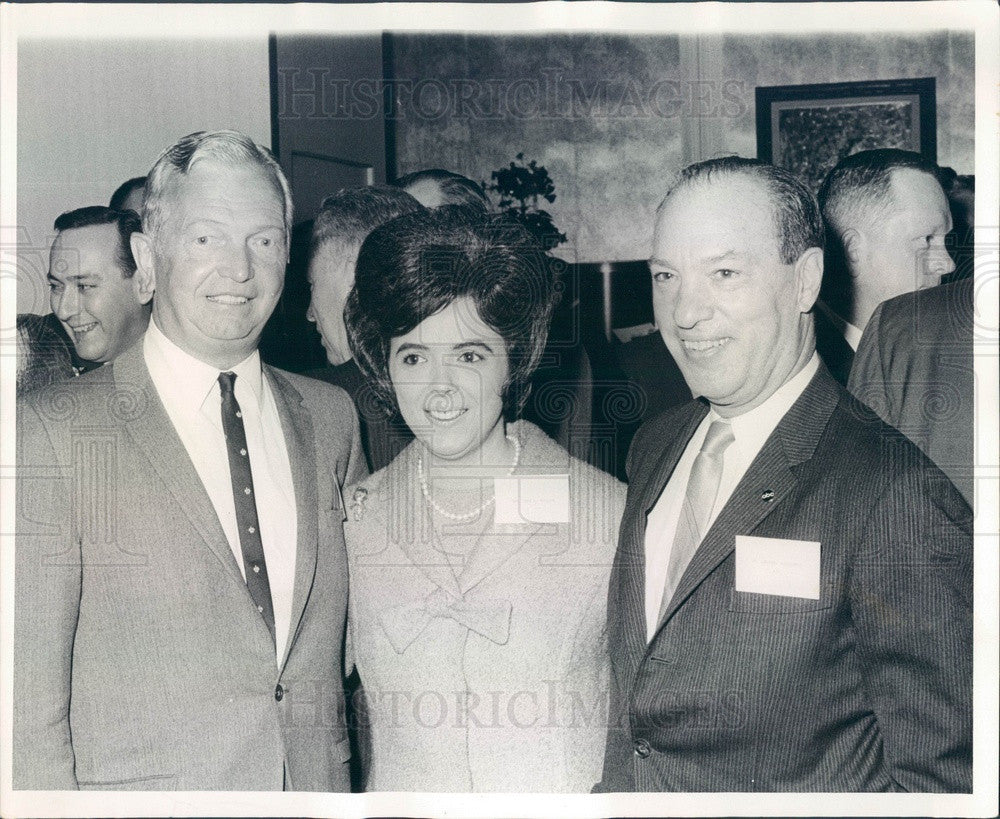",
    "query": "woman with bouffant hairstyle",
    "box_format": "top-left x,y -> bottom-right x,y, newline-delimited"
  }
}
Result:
346,206 -> 553,421
341,207 -> 624,792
